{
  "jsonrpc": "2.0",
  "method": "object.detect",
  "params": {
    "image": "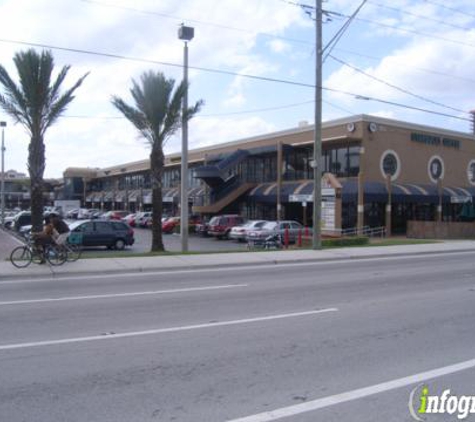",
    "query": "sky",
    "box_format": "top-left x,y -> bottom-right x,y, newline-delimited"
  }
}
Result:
0,0 -> 474,178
